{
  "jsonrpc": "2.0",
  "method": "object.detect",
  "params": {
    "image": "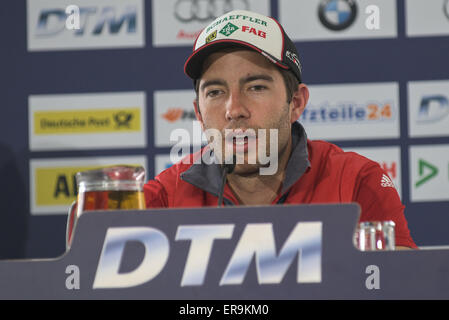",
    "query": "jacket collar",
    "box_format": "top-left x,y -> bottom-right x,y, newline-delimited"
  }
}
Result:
180,122 -> 311,197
